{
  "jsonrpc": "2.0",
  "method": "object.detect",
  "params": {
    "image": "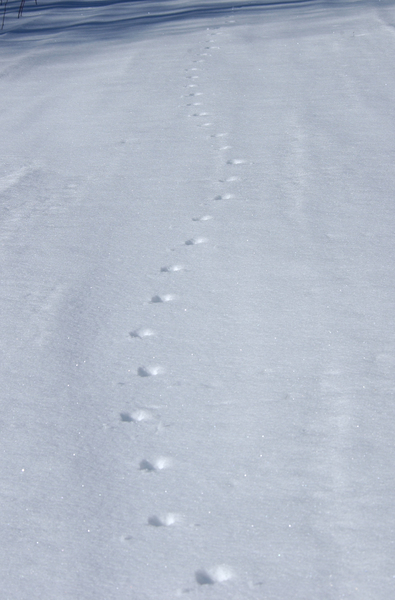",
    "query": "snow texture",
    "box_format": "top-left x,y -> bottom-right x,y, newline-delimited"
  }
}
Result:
1,0 -> 395,598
